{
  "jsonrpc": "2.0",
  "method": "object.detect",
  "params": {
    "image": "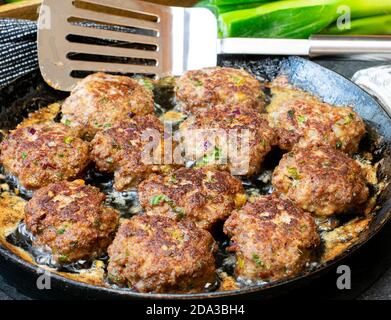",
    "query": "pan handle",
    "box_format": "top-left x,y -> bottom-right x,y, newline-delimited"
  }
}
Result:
309,35 -> 391,60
